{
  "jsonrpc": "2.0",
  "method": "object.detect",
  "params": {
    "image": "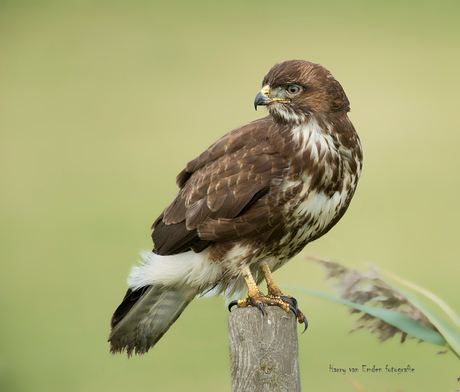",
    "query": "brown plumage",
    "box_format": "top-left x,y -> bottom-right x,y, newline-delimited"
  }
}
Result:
109,60 -> 363,356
